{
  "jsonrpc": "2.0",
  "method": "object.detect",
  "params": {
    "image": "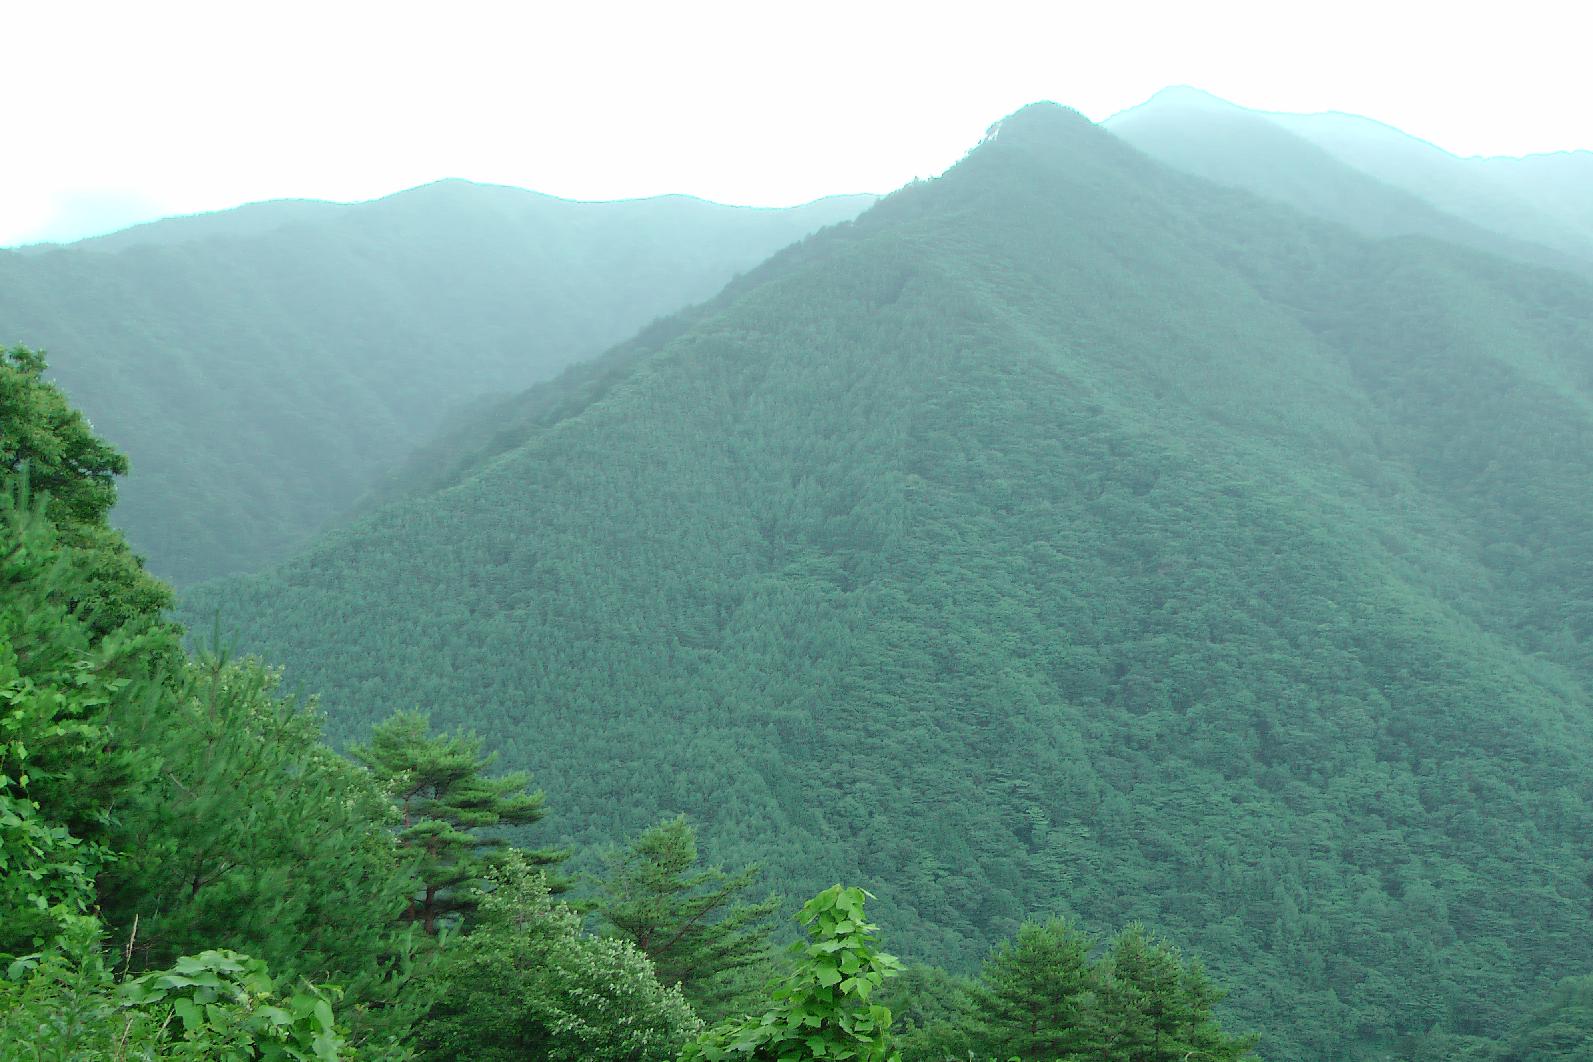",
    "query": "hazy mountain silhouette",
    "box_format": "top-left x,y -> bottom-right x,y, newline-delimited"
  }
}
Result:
0,181 -> 872,581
